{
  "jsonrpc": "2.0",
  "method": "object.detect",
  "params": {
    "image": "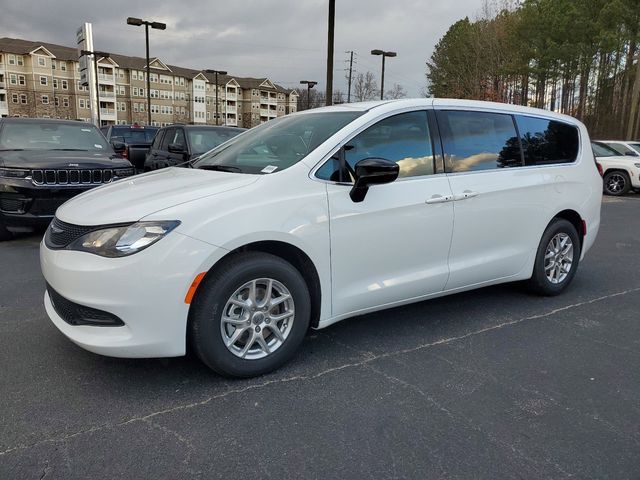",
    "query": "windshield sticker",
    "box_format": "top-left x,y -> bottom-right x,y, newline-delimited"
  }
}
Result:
94,144 -> 103,149
81,128 -> 92,132
261,165 -> 278,174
